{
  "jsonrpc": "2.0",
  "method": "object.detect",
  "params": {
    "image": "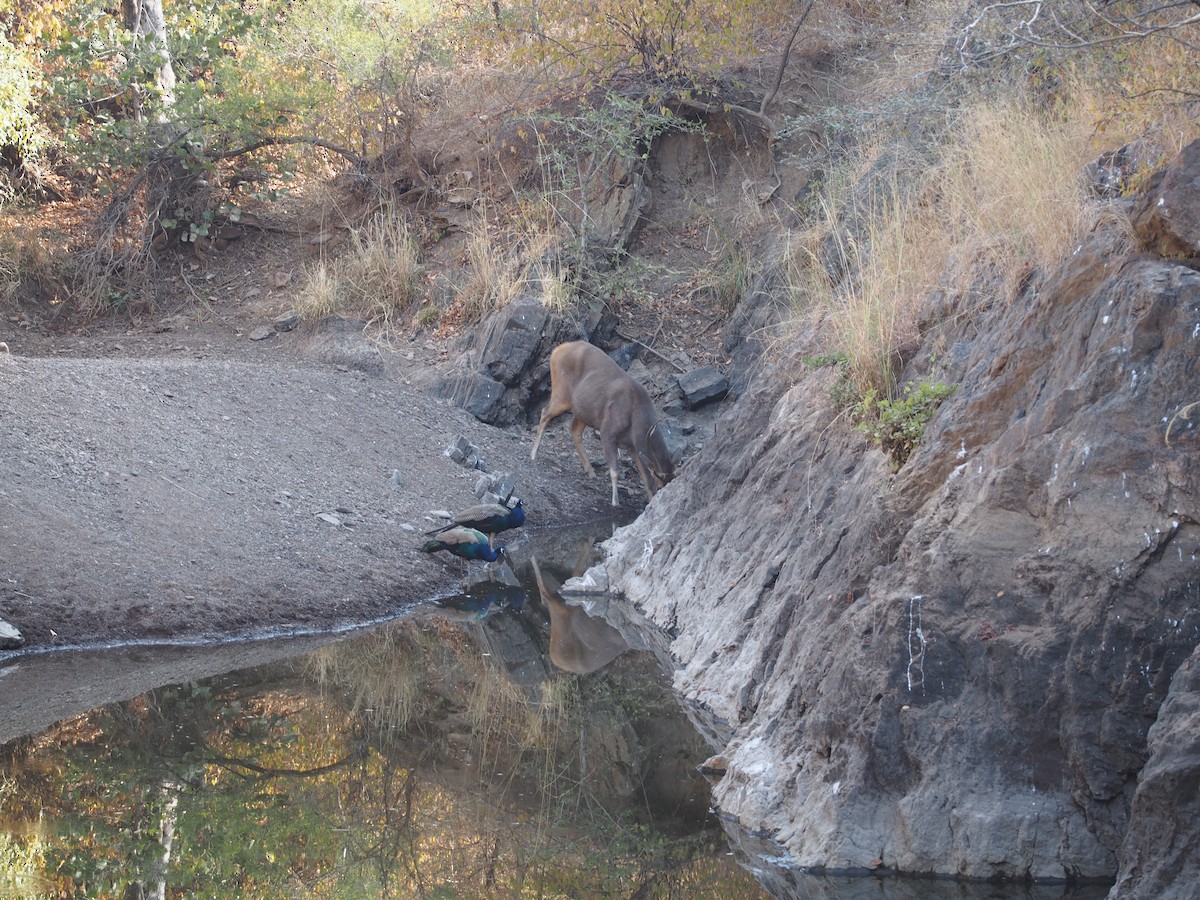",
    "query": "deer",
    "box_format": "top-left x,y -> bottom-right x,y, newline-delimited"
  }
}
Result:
530,340 -> 675,506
